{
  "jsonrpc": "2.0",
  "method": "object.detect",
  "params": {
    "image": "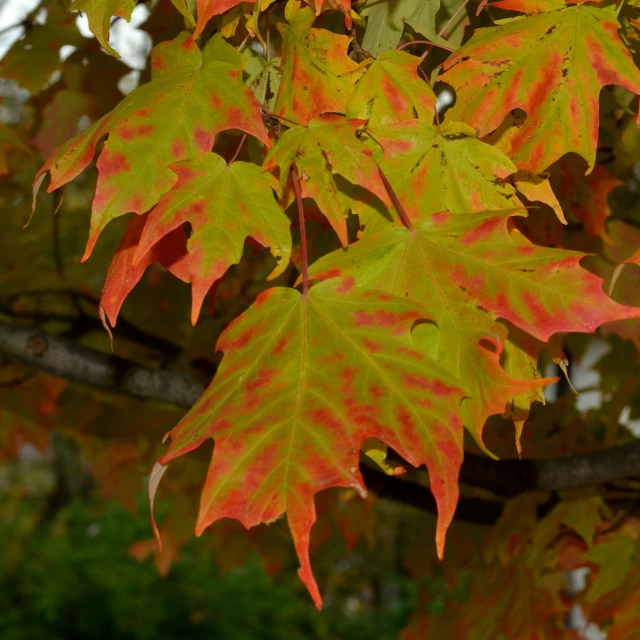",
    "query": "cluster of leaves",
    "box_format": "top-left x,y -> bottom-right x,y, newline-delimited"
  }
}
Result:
3,0 -> 640,636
